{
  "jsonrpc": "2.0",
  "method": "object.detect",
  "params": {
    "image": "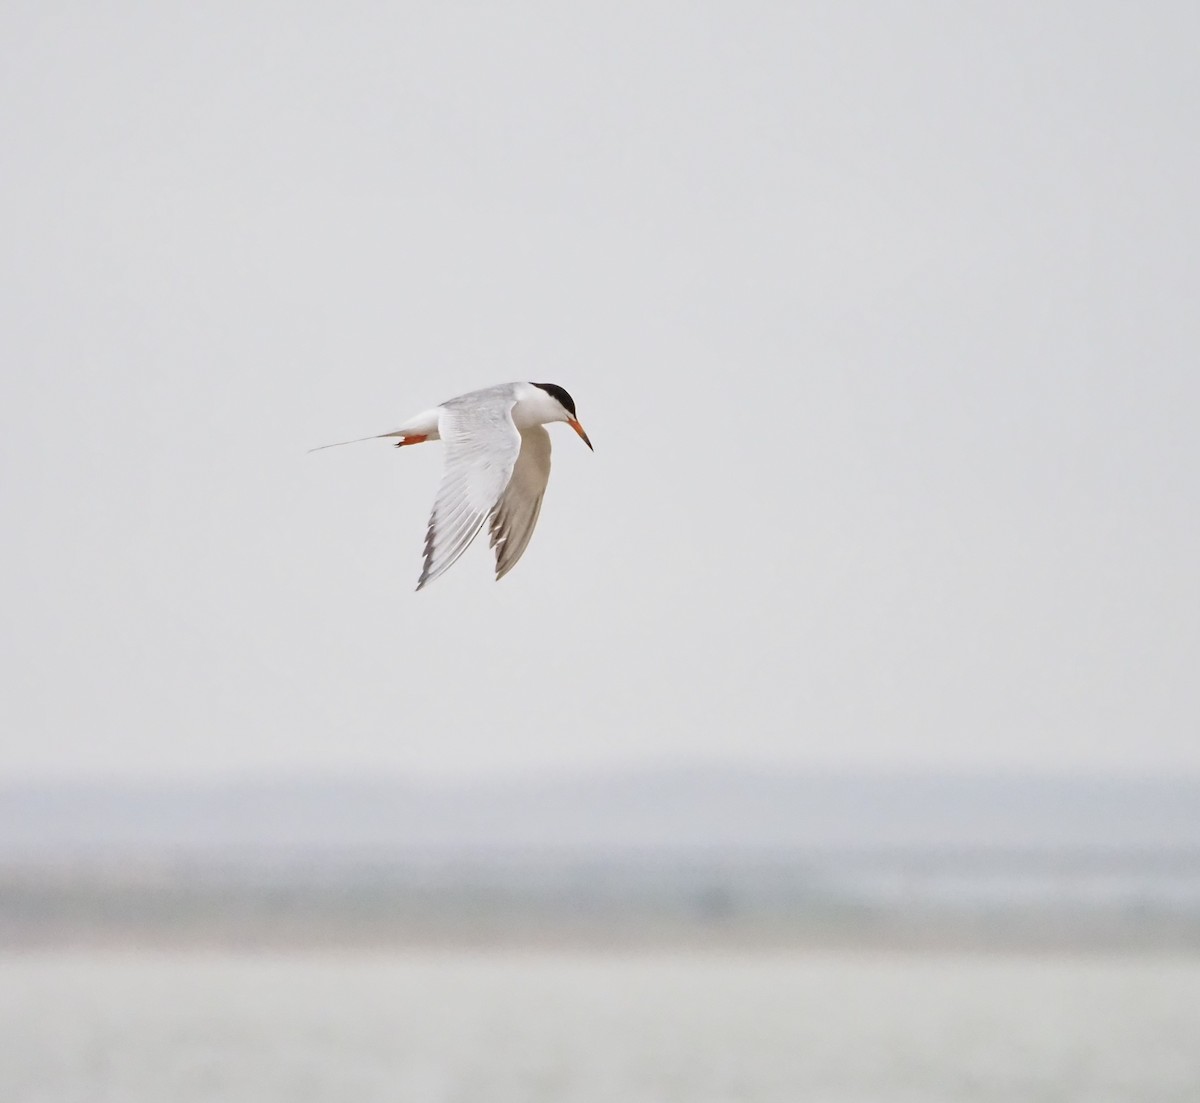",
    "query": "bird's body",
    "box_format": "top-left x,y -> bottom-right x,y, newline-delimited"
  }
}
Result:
313,382 -> 592,590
